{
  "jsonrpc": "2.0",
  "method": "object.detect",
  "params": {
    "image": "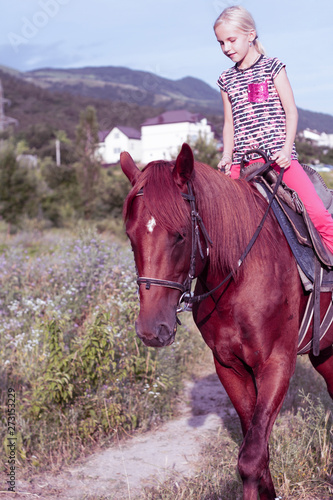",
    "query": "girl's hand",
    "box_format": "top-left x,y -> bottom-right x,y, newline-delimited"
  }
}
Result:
271,150 -> 291,170
218,154 -> 232,176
